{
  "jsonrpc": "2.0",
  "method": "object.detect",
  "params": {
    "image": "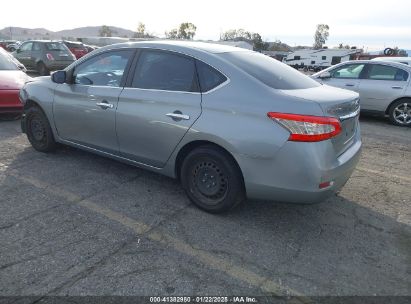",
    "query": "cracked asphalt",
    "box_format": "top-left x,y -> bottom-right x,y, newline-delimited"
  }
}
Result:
0,115 -> 410,297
